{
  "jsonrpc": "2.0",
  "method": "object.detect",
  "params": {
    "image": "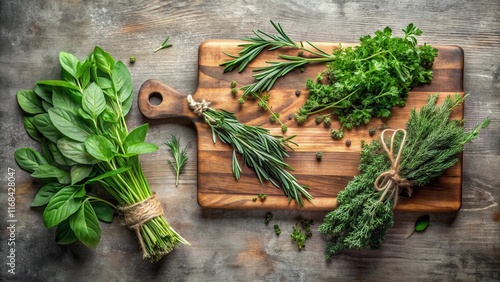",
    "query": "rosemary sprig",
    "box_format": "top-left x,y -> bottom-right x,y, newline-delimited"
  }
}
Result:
220,21 -> 334,126
220,21 -> 298,73
165,135 -> 189,186
187,95 -> 312,207
154,36 -> 172,53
